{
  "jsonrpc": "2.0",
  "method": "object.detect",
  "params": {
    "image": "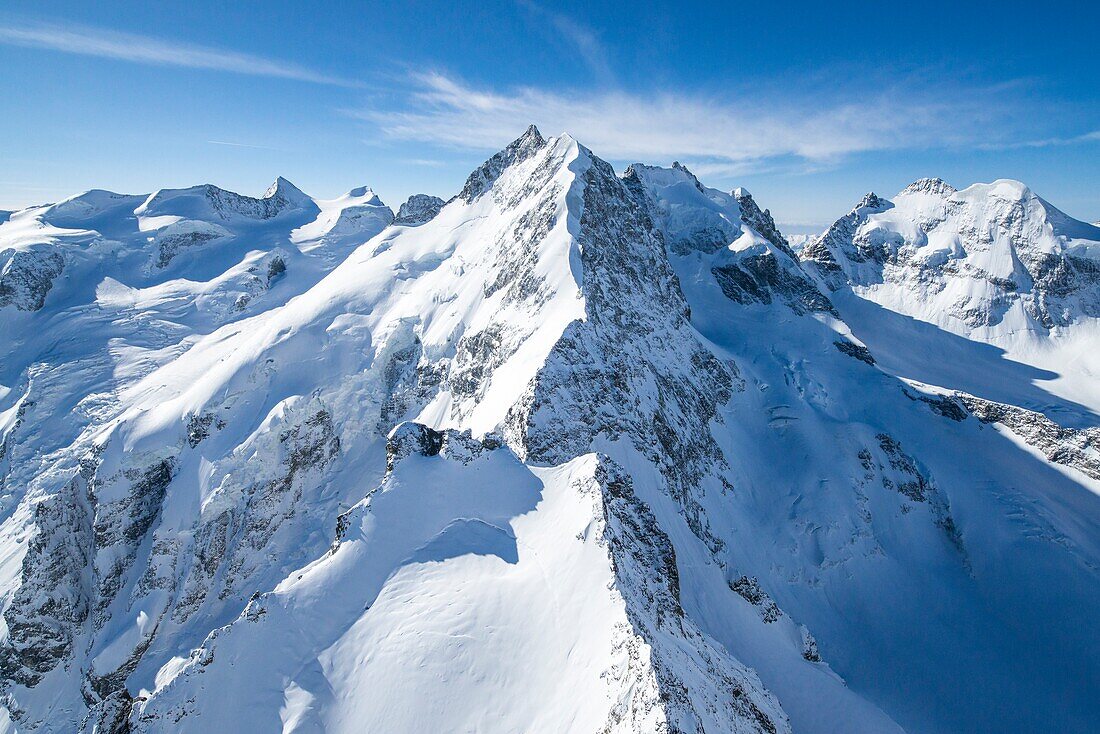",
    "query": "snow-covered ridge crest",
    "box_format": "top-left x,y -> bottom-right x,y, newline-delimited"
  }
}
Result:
137,176 -> 317,222
800,176 -> 1100,333
897,176 -> 957,197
